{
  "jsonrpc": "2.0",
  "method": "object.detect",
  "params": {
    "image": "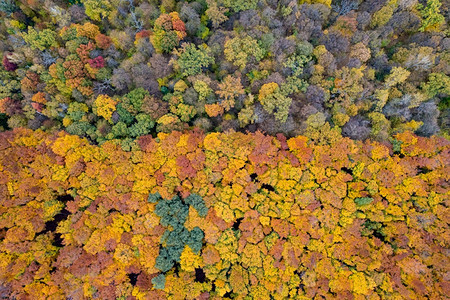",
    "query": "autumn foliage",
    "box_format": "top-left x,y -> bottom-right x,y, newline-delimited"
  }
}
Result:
0,129 -> 448,299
